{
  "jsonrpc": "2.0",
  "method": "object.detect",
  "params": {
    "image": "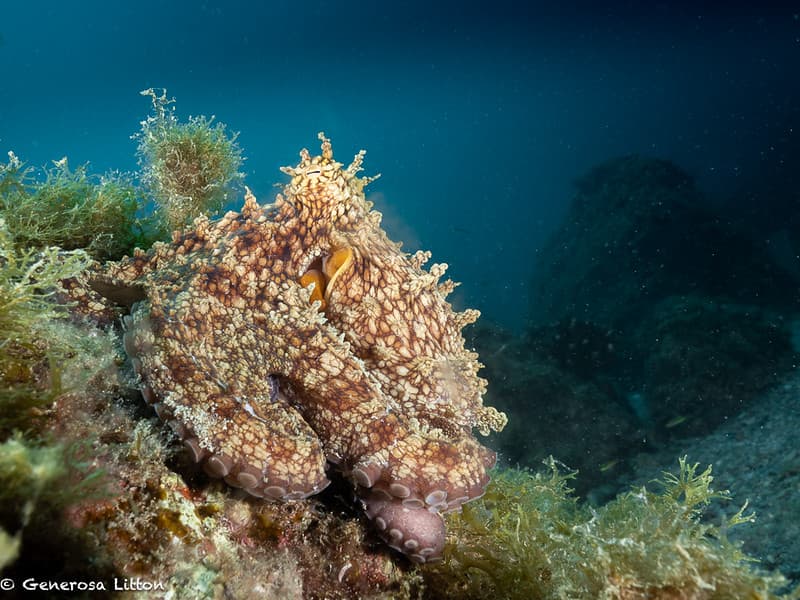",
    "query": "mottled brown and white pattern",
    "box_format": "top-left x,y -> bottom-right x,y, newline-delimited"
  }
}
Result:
65,133 -> 507,563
